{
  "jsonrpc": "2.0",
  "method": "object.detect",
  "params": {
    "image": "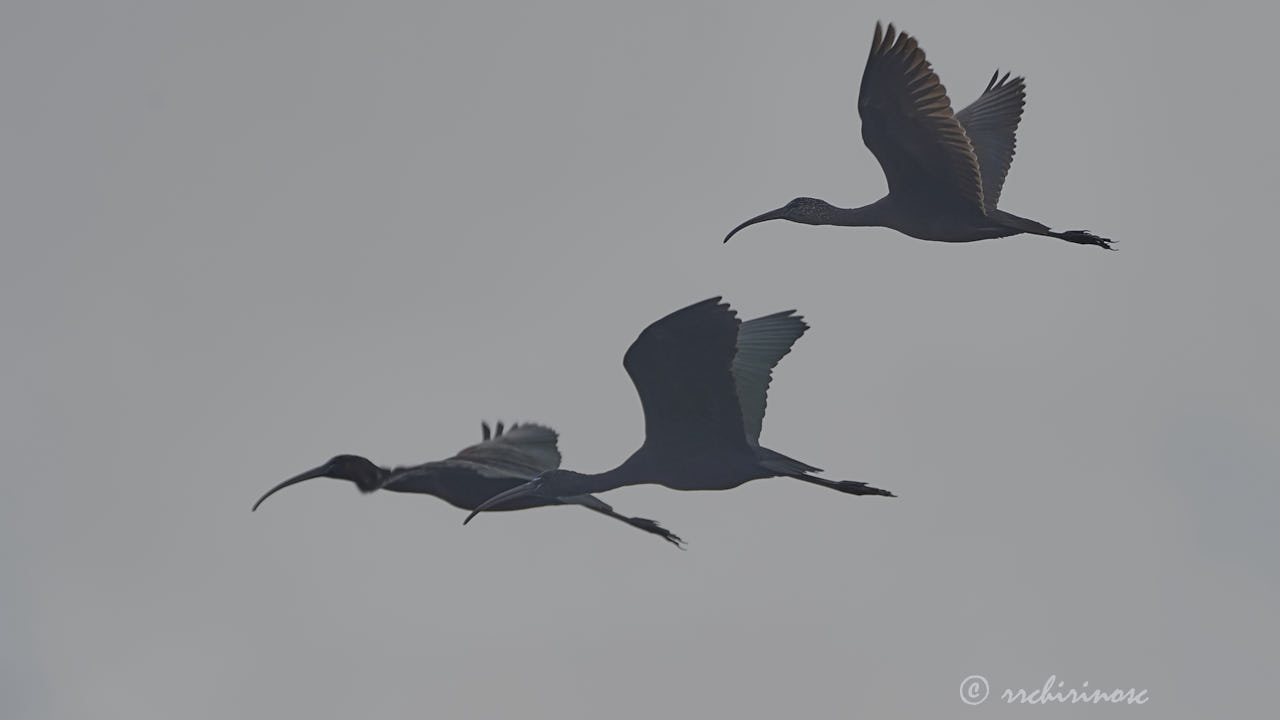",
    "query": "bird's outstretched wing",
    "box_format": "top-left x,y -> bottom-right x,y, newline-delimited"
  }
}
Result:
623,297 -> 752,459
446,422 -> 562,479
732,310 -> 809,446
385,422 -> 562,491
858,22 -> 984,213
955,71 -> 1026,212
